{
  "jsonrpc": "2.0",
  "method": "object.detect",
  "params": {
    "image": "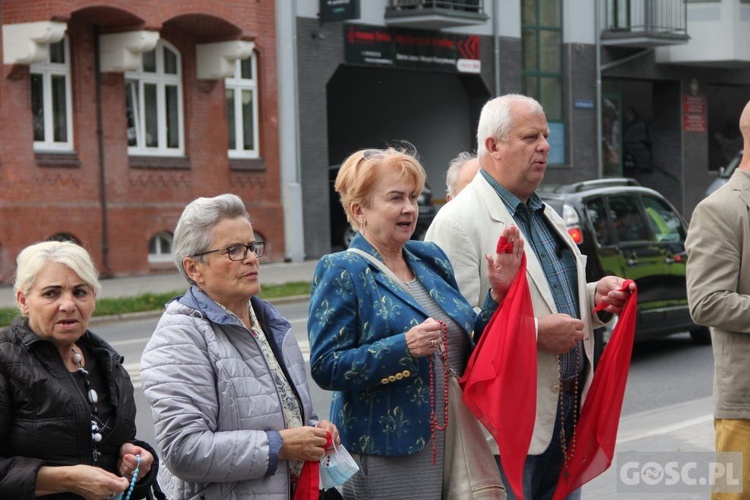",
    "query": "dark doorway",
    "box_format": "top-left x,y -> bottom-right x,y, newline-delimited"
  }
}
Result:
326,65 -> 489,196
706,84 -> 749,171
